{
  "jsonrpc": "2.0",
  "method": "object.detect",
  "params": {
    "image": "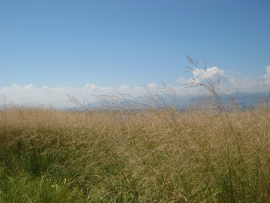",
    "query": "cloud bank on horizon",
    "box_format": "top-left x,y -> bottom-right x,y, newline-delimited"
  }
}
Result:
1,66 -> 270,107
